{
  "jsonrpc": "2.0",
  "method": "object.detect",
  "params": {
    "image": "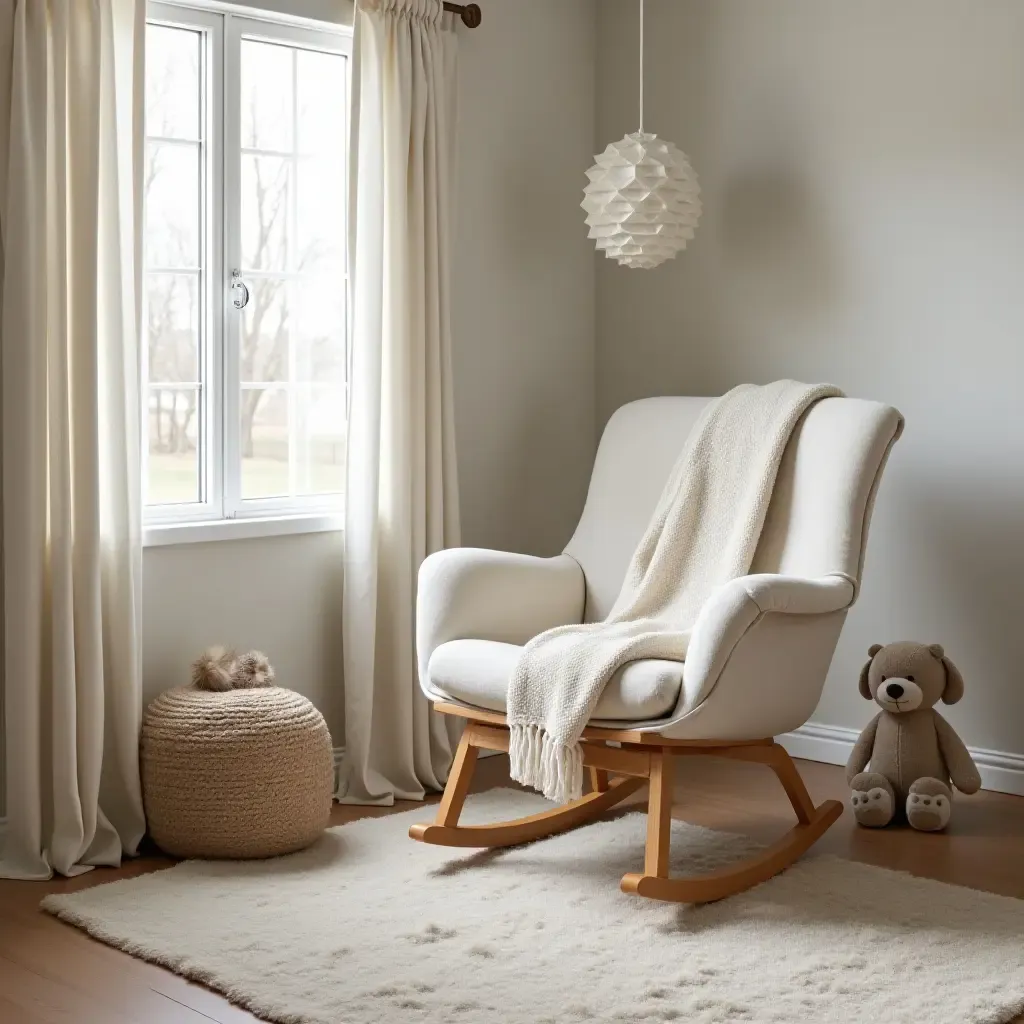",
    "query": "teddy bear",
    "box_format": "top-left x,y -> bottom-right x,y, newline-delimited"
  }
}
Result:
846,642 -> 981,831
